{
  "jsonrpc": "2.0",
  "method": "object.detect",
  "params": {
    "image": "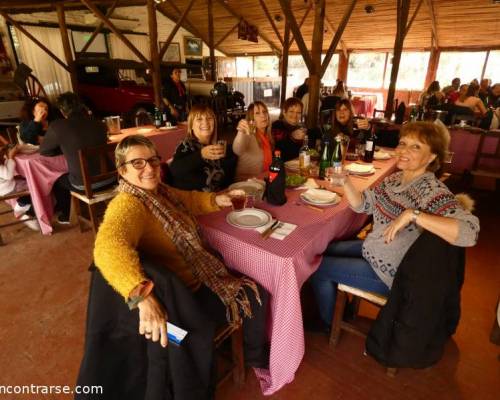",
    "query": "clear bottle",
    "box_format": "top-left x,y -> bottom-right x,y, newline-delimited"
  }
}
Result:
331,134 -> 343,172
269,150 -> 282,183
319,138 -> 331,180
299,134 -> 311,177
161,106 -> 168,126
154,107 -> 162,128
363,125 -> 375,163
